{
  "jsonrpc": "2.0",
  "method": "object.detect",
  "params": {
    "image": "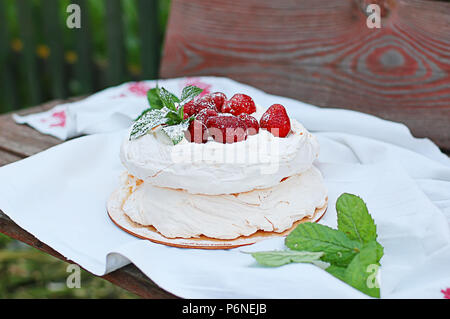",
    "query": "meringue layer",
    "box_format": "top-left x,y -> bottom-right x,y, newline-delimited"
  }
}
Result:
118,166 -> 327,240
120,118 -> 320,195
